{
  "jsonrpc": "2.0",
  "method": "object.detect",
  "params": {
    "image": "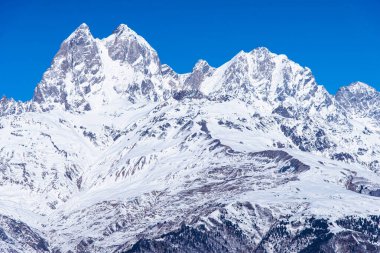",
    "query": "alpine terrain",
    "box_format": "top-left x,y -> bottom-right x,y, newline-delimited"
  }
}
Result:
0,23 -> 379,253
